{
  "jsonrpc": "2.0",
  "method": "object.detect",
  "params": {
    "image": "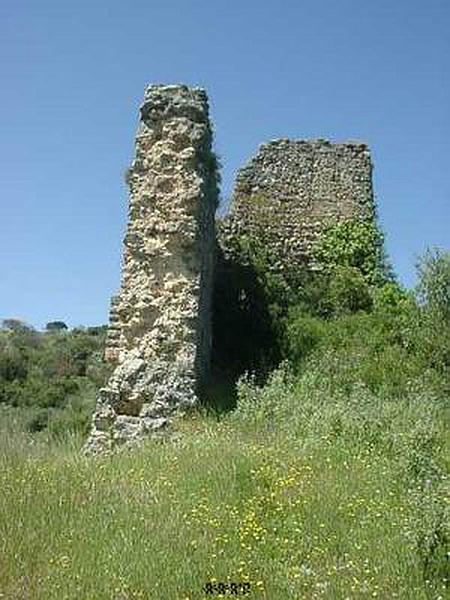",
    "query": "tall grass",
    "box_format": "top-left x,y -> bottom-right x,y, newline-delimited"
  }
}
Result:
1,251 -> 448,598
0,362 -> 447,599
